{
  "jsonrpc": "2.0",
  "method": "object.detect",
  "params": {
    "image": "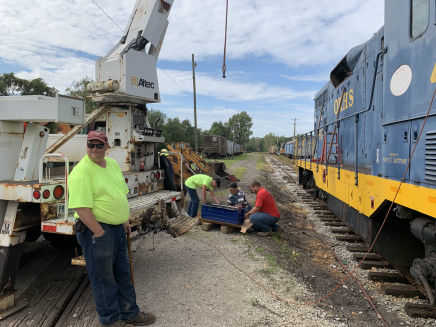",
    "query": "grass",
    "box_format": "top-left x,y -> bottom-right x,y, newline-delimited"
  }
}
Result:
256,154 -> 266,171
276,154 -> 294,166
234,167 -> 247,180
219,153 -> 249,168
